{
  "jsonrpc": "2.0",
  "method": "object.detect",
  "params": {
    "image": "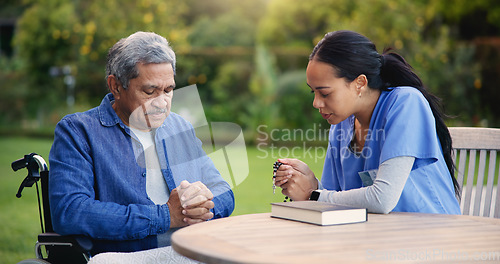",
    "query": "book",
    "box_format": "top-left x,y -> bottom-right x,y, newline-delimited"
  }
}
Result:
271,201 -> 367,226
